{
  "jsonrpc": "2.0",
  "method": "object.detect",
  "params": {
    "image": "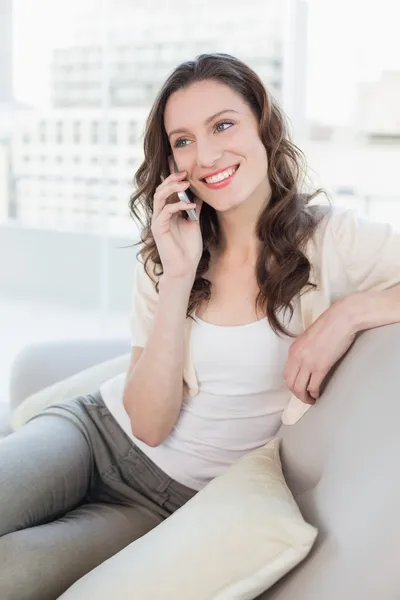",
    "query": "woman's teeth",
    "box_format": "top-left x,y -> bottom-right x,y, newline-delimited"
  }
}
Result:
204,165 -> 238,184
